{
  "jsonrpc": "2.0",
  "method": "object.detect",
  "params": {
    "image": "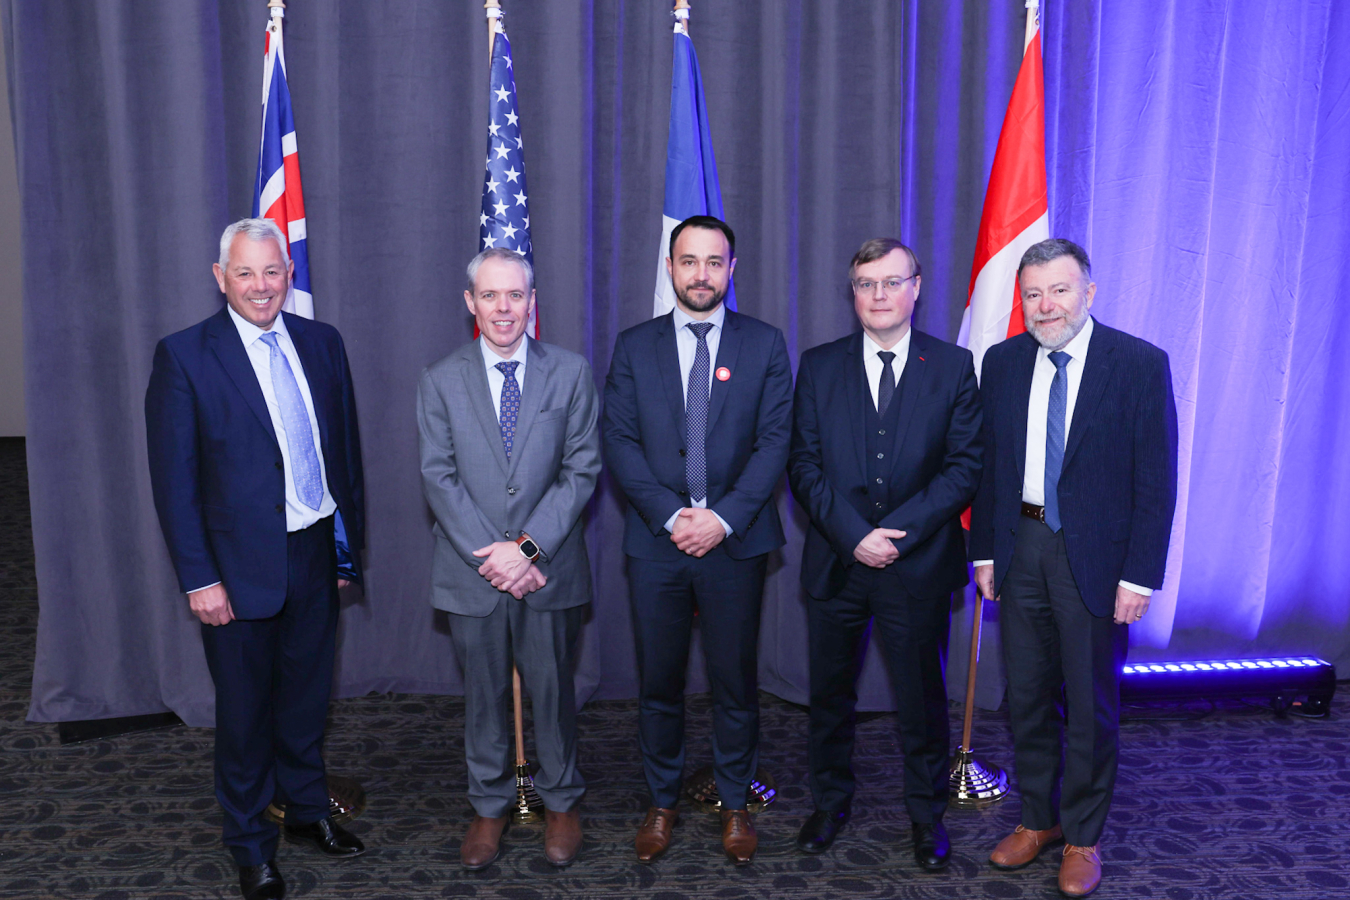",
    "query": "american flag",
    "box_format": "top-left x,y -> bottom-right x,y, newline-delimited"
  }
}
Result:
479,24 -> 537,336
253,3 -> 312,319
